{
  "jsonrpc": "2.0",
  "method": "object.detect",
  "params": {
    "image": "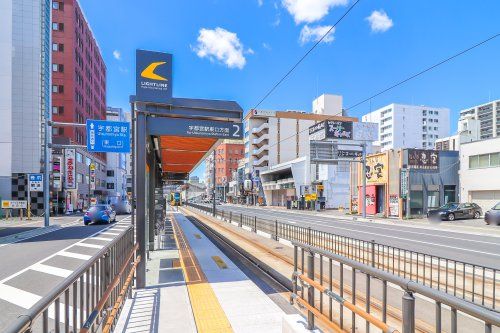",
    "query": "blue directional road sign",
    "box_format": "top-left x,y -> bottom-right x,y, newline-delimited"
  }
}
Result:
28,174 -> 43,192
86,120 -> 131,153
